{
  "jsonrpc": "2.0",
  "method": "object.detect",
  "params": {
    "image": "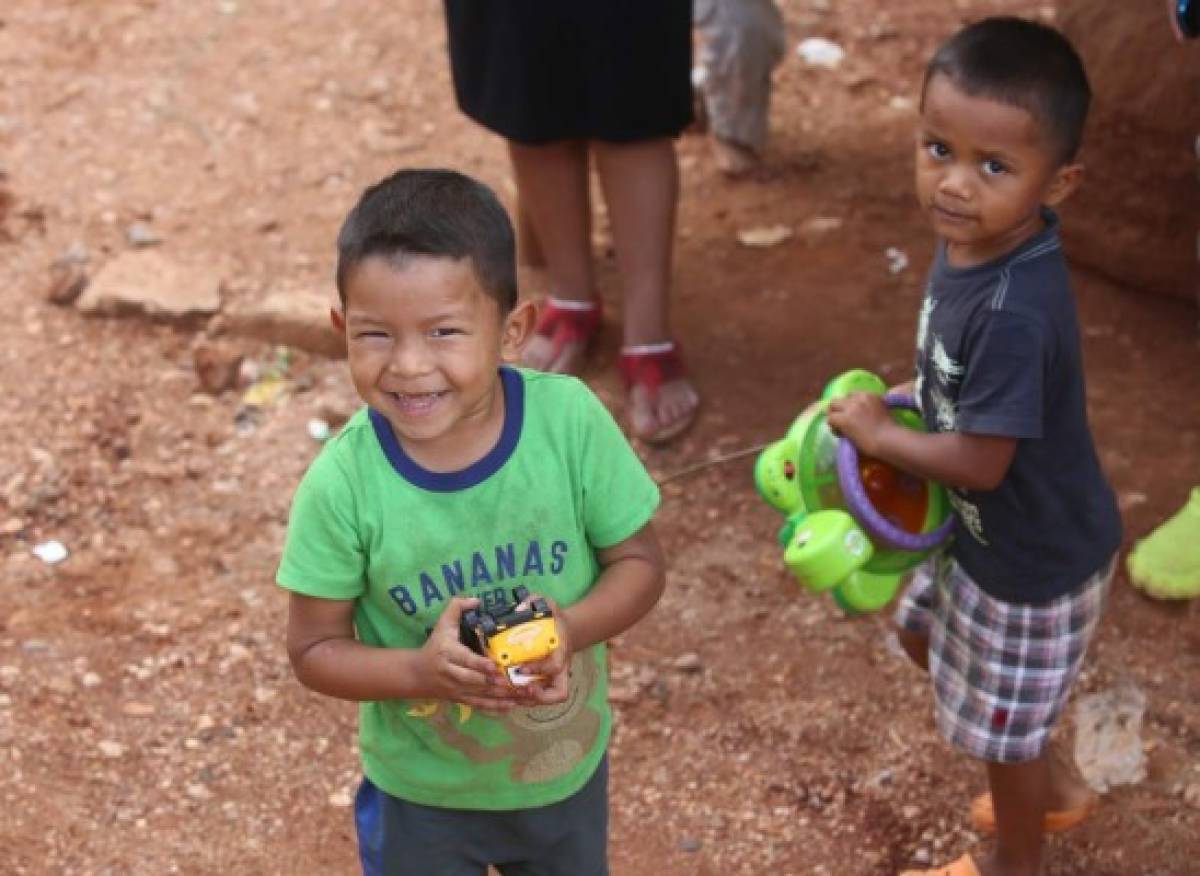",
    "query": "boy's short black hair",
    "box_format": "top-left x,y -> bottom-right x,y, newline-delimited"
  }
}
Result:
336,168 -> 518,311
922,17 -> 1091,164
